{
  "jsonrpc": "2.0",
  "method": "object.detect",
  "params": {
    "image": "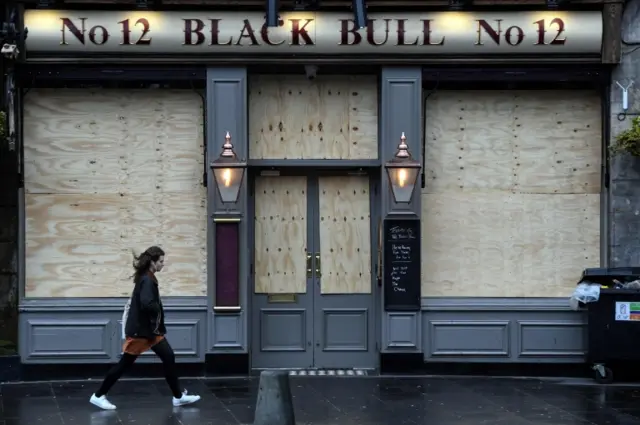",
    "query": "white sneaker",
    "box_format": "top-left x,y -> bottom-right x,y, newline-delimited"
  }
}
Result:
172,389 -> 201,407
90,394 -> 117,410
